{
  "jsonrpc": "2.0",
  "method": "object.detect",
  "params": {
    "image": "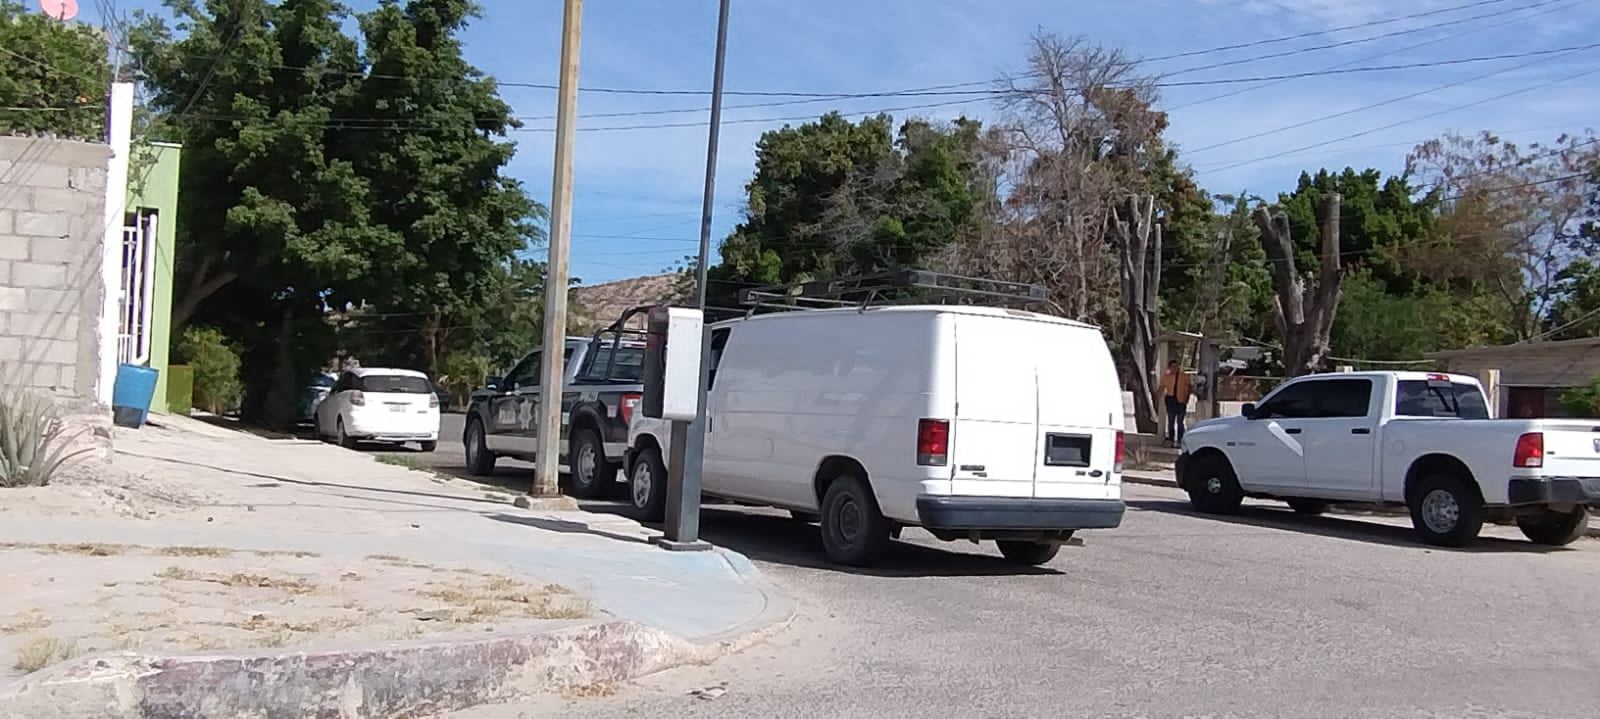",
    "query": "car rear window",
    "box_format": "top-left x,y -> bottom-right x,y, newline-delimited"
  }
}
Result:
1394,380 -> 1490,419
360,374 -> 433,394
